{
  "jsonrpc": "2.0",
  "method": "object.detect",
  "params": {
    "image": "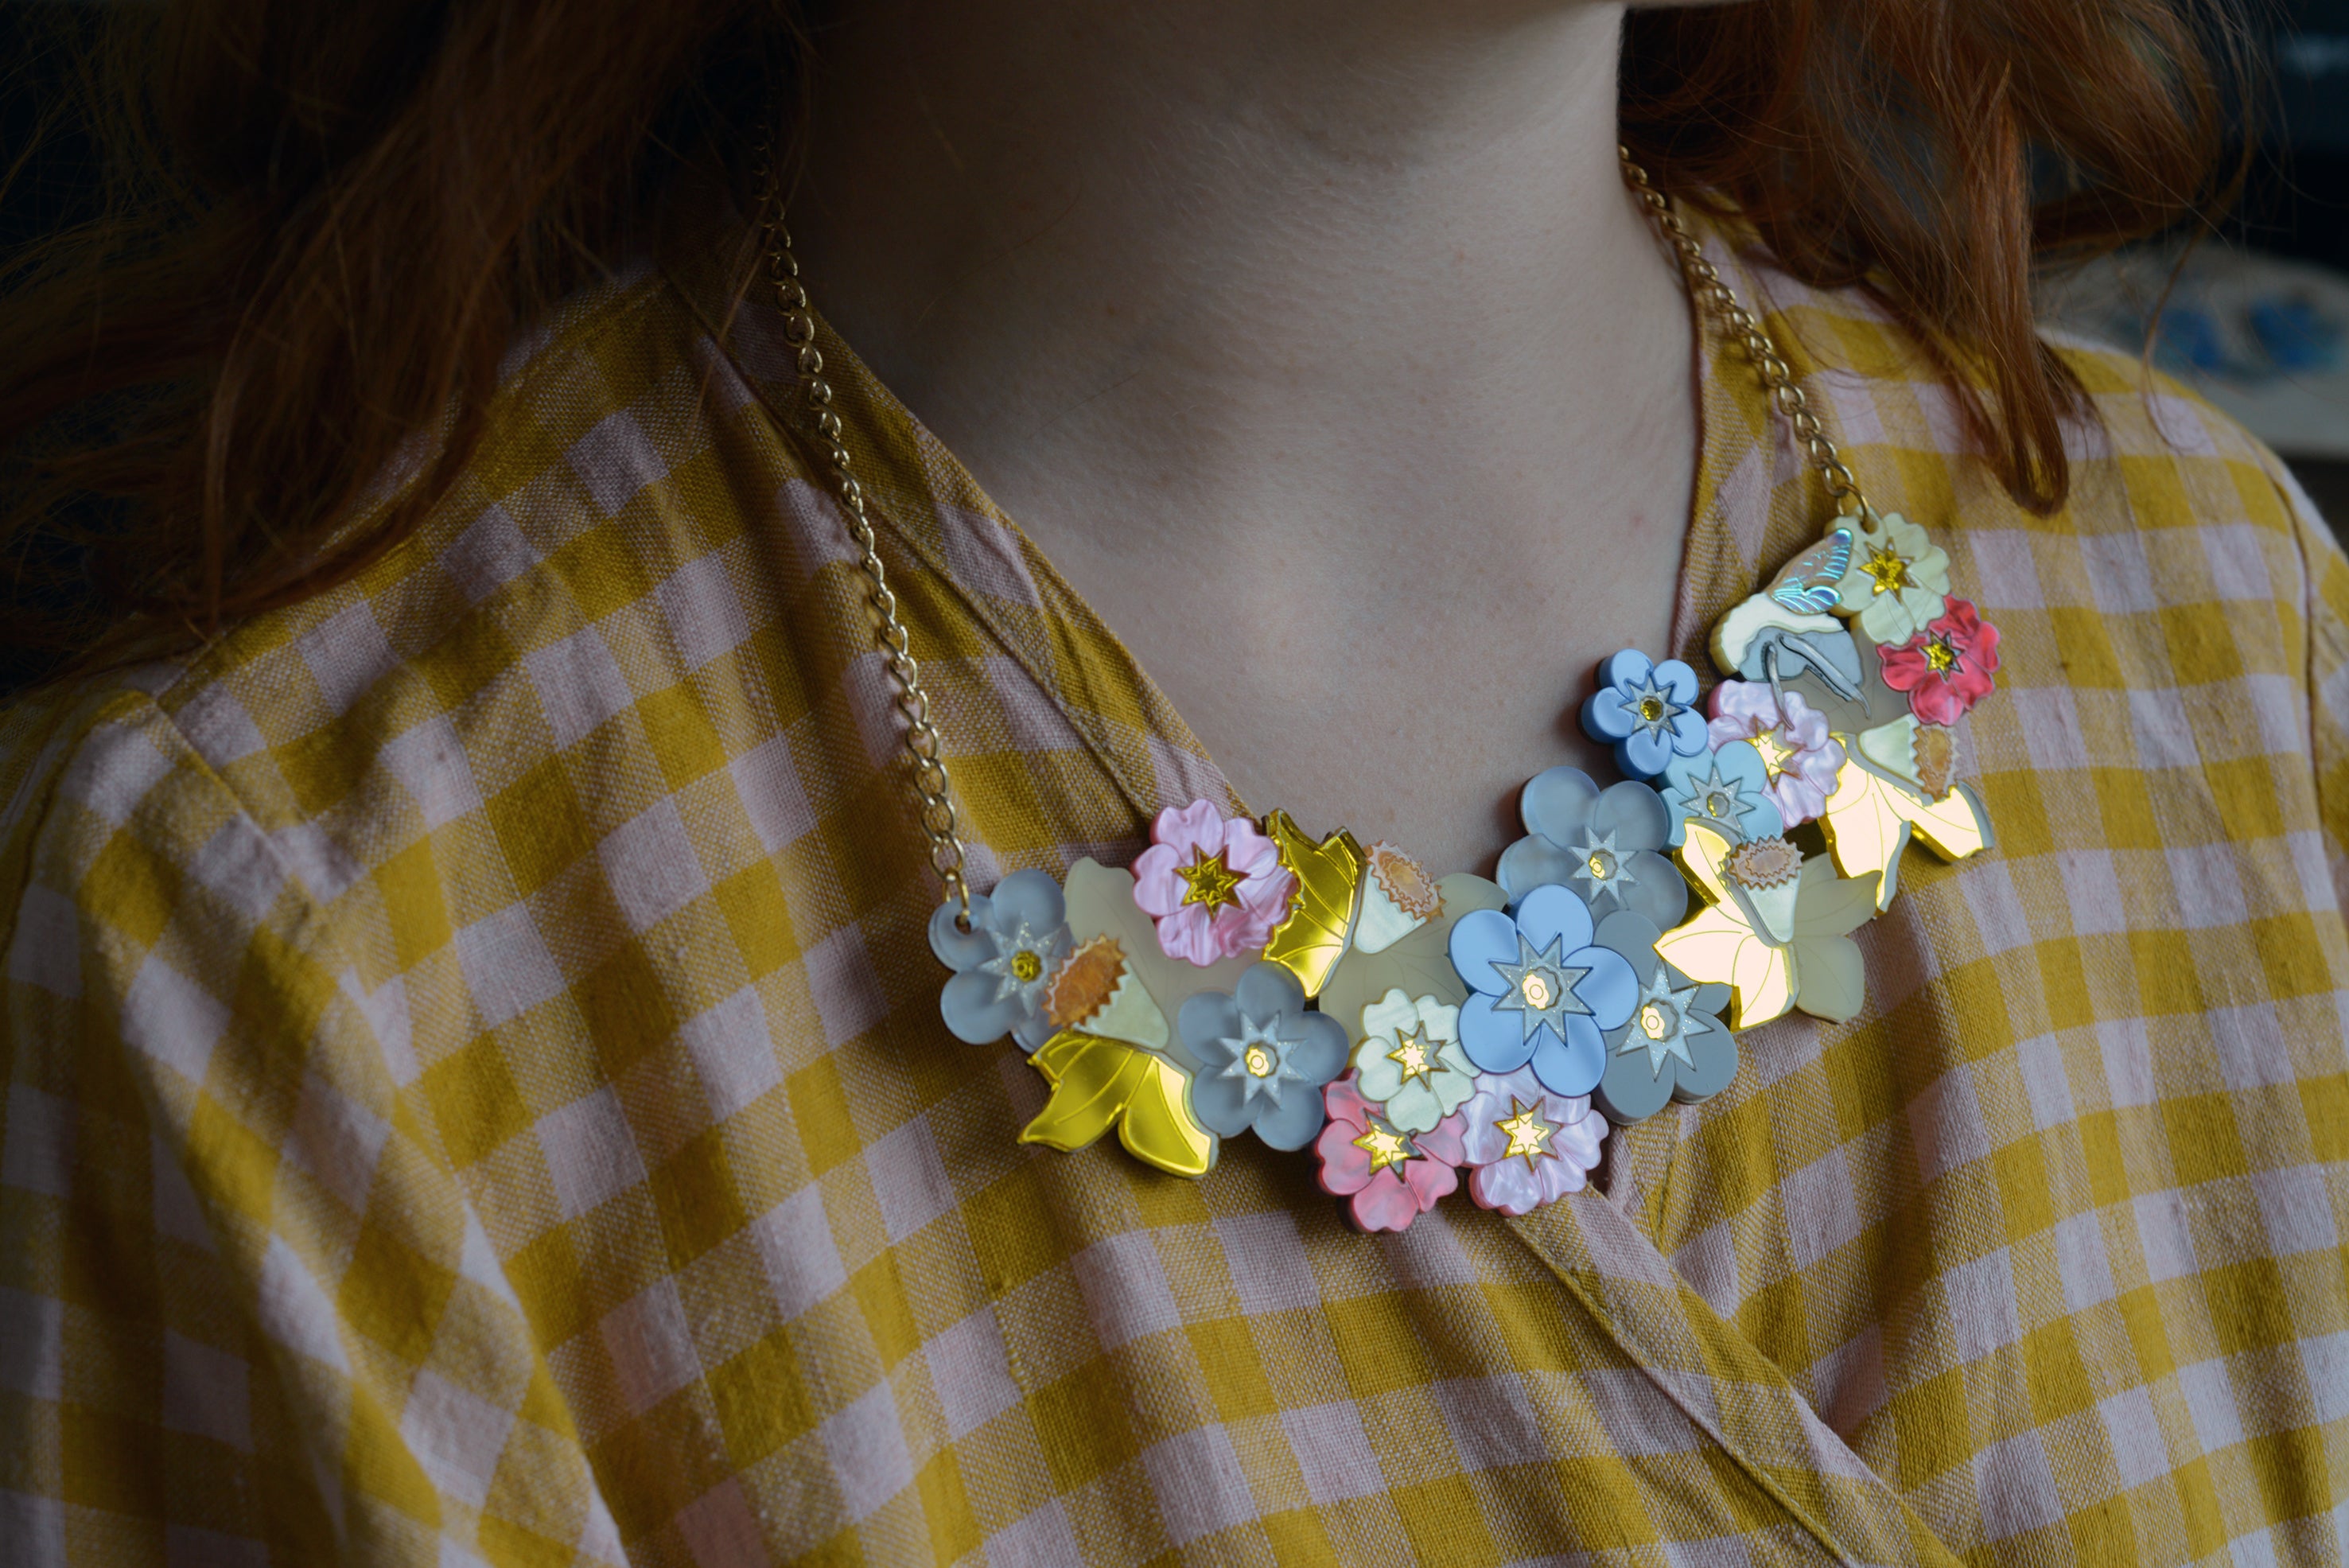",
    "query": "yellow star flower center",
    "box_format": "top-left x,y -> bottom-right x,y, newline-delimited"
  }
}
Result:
1586,850 -> 1617,880
1640,1003 -> 1672,1040
1519,970 -> 1557,1011
1176,847 -> 1246,911
1387,1025 -> 1435,1083
1924,636 -> 1960,675
1243,1045 -> 1277,1078
1861,545 -> 1912,595
1751,730 -> 1795,783
1497,1099 -> 1554,1164
1638,695 -> 1667,723
1354,1122 -> 1414,1173
1010,950 -> 1043,983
